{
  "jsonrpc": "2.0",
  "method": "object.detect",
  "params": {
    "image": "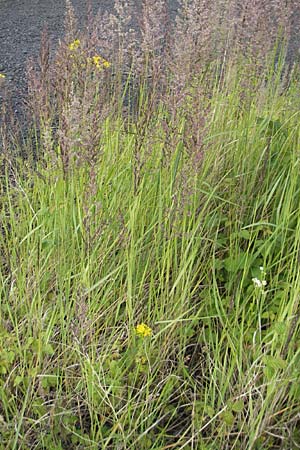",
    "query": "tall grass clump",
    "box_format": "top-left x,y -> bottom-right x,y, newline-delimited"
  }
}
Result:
0,0 -> 300,448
